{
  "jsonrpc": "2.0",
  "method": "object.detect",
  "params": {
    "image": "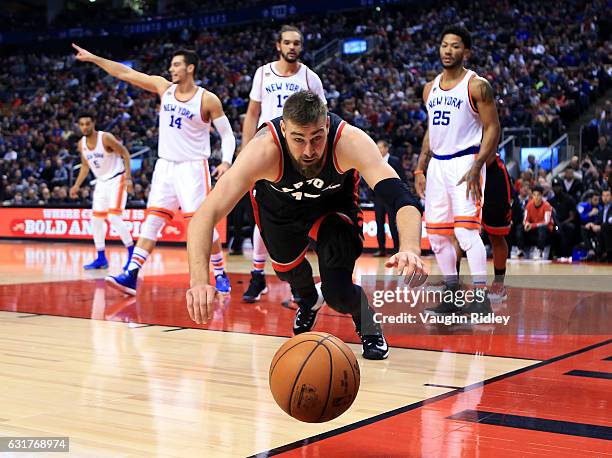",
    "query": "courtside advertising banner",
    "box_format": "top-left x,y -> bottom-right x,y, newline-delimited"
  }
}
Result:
0,208 -> 429,249
0,207 -> 226,243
